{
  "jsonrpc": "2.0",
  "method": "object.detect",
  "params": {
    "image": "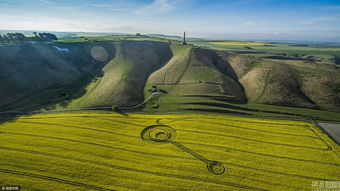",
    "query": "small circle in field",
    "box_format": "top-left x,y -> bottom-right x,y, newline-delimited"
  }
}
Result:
155,132 -> 168,140
91,46 -> 109,62
207,161 -> 225,175
141,125 -> 177,143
